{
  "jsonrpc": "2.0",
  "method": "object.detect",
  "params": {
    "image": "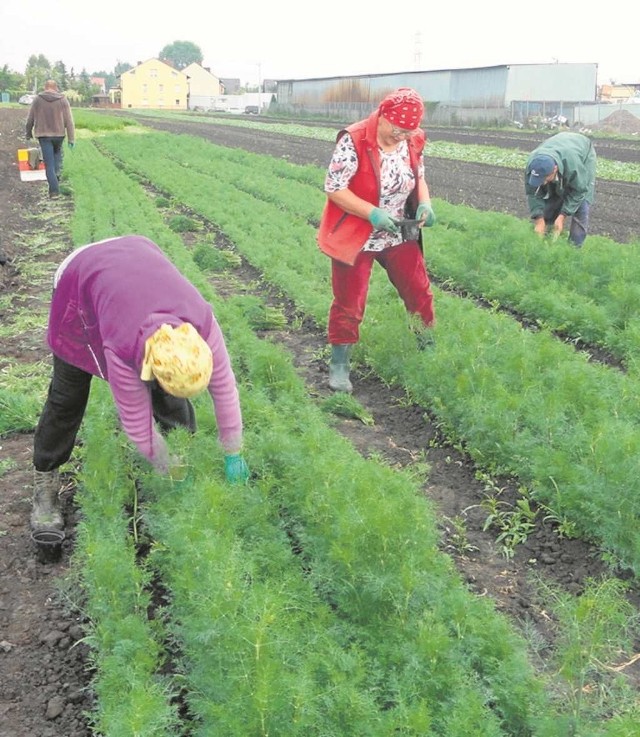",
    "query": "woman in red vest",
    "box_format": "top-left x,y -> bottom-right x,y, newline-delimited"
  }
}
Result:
317,87 -> 436,393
